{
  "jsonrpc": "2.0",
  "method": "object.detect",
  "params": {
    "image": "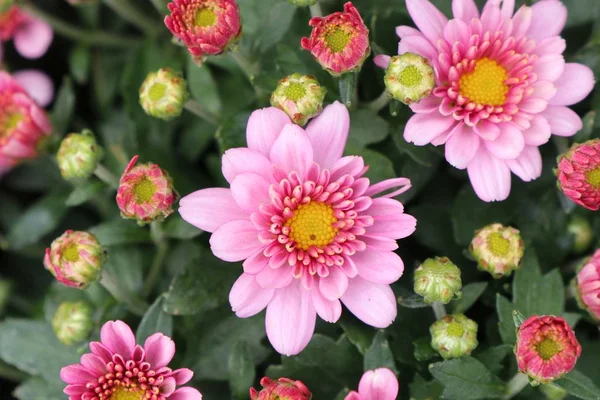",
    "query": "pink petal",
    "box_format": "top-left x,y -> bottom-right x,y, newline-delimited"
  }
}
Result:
506,146 -> 542,182
535,36 -> 566,56
14,17 -> 53,59
511,6 -> 533,38
340,276 -> 397,328
531,80 -> 557,101
222,148 -> 273,183
13,70 -> 54,107
522,115 -> 551,146
410,96 -> 442,114
230,173 -> 271,214
305,101 -> 349,169
543,106 -> 583,137
519,97 -> 548,114
484,123 -> 525,160
168,387 -> 203,400
79,354 -> 107,376
161,377 -> 177,395
246,107 -> 290,157
452,0 -> 479,22
171,368 -> 194,385
229,273 -> 274,318
256,265 -> 294,289
243,251 -> 269,274
399,35 -> 439,63
445,123 -> 480,169
396,26 -> 421,38
353,250 -> 404,285
344,391 -> 362,400
100,320 -> 136,358
405,113 -> 456,146
179,188 -> 248,233
474,120 -> 501,141
60,365 -> 97,384
550,63 -> 595,106
527,0 -> 567,42
374,55 -> 391,69
319,266 -> 349,301
209,220 -> 261,262
269,124 -> 313,178
266,282 -> 317,356
500,0 -> 515,19
467,147 -> 512,202
480,3 -> 502,32
358,368 -> 399,400
534,54 -> 565,82
143,333 -> 175,369
444,19 -> 470,45
406,0 -> 448,43
367,198 -> 416,239
311,288 -> 342,323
